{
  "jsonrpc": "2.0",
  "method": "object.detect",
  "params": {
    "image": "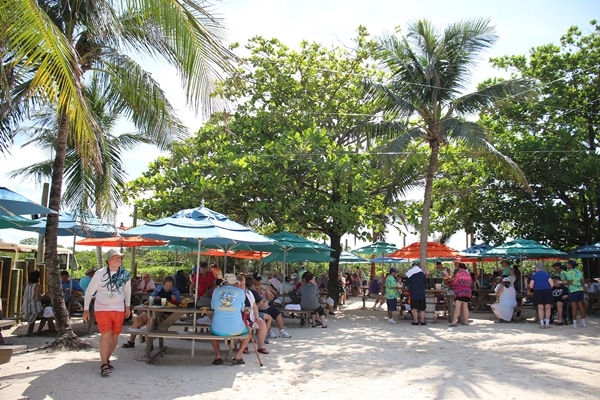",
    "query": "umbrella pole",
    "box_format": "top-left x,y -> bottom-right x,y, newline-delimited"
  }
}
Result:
195,239 -> 202,303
